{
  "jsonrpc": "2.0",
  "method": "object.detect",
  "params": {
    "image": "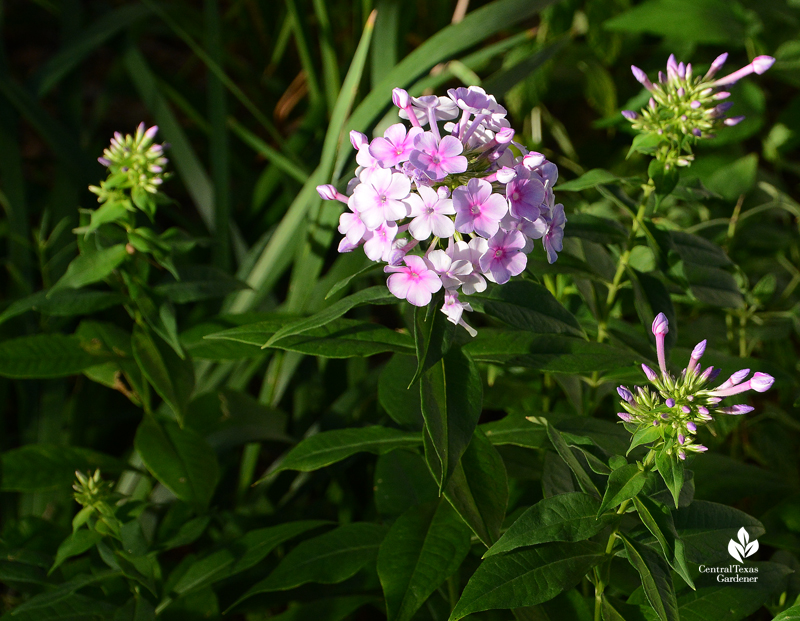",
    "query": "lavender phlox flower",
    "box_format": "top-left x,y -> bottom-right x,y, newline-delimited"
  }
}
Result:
427,249 -> 473,290
506,165 -> 546,222
399,95 -> 459,137
539,204 -> 565,265
446,238 -> 488,295
384,255 -> 442,307
453,178 -> 508,238
351,168 -> 411,230
363,222 -> 398,262
441,290 -> 473,325
479,229 -> 527,285
405,186 -> 456,240
338,203 -> 367,244
369,124 -> 423,168
410,133 -> 468,180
